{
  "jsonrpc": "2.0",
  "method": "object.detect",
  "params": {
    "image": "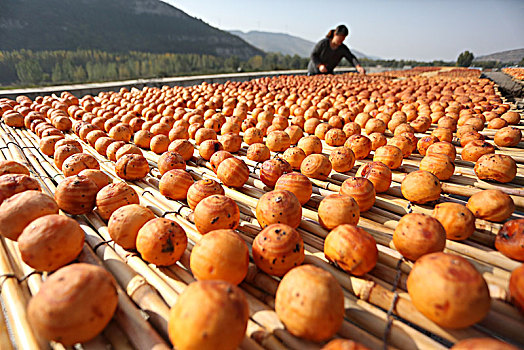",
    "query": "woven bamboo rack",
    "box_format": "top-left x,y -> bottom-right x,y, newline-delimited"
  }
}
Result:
0,69 -> 523,350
